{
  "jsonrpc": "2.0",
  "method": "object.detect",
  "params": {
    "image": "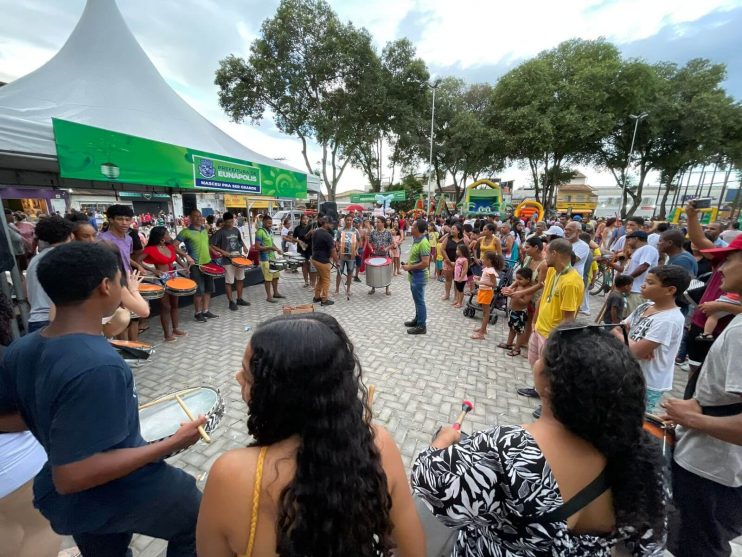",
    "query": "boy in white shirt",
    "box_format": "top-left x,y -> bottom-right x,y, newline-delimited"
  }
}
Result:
618,265 -> 691,412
